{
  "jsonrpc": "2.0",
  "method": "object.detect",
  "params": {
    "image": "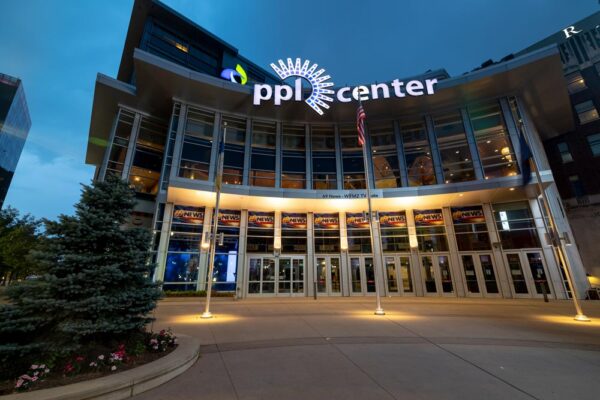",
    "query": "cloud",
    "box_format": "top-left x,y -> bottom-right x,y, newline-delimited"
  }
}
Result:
3,150 -> 95,221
